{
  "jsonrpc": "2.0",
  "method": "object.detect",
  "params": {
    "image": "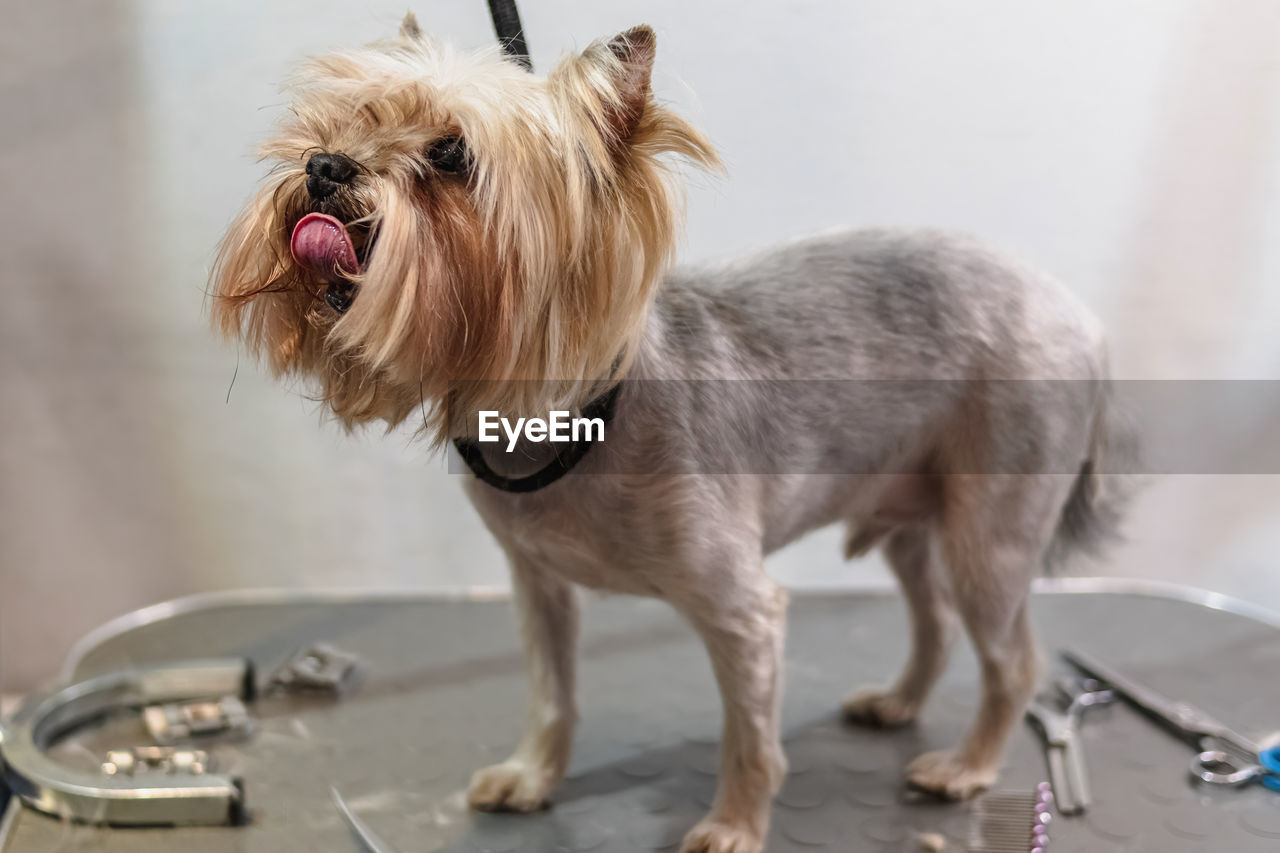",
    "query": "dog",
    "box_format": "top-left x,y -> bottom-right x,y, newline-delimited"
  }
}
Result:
211,15 -> 1125,853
